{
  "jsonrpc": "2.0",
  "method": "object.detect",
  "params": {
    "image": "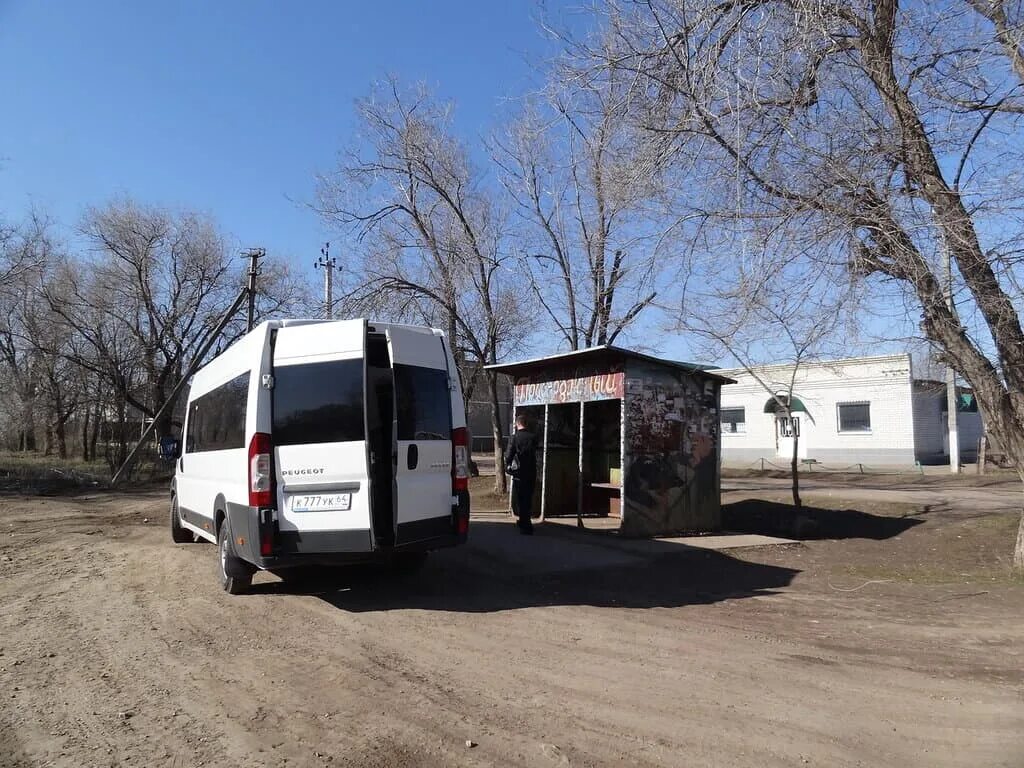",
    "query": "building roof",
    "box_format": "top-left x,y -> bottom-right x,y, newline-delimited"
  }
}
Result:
713,352 -> 911,378
485,344 -> 736,383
